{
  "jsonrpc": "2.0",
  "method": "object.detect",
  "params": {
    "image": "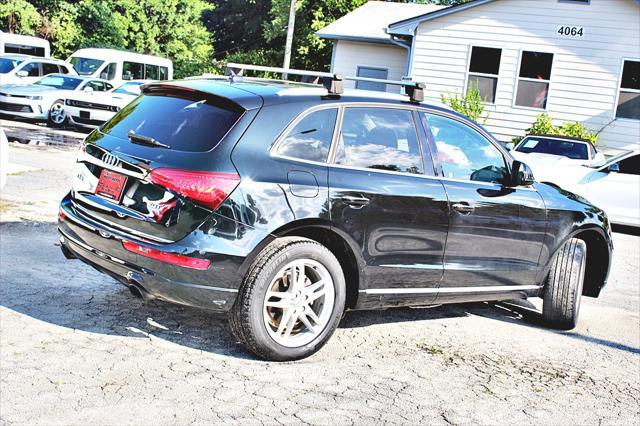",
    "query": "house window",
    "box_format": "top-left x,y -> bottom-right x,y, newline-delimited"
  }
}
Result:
515,51 -> 554,109
616,60 -> 640,120
356,66 -> 388,92
467,46 -> 501,103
